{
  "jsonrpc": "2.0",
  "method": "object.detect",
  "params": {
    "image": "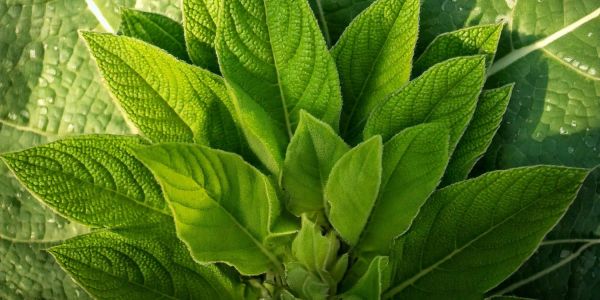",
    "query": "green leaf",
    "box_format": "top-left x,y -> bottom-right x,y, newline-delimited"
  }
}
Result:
364,56 -> 486,147
331,0 -> 419,140
290,217 -> 348,287
285,262 -> 330,300
442,85 -> 513,186
216,0 -> 343,172
413,23 -> 503,77
342,256 -> 390,300
132,143 -> 294,275
282,112 -> 350,216
385,166 -> 589,300
325,136 -> 382,246
50,224 -> 243,300
82,32 -> 243,153
118,9 -> 190,62
182,0 -> 220,72
356,124 -> 450,257
308,0 -> 375,46
0,135 -> 166,227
